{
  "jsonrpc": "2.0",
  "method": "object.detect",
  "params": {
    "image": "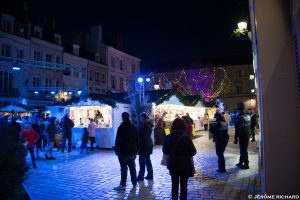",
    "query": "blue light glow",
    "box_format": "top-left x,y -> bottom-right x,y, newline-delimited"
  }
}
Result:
34,91 -> 39,94
51,91 -> 55,95
137,77 -> 144,83
12,66 -> 21,70
146,78 -> 151,82
77,90 -> 82,95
